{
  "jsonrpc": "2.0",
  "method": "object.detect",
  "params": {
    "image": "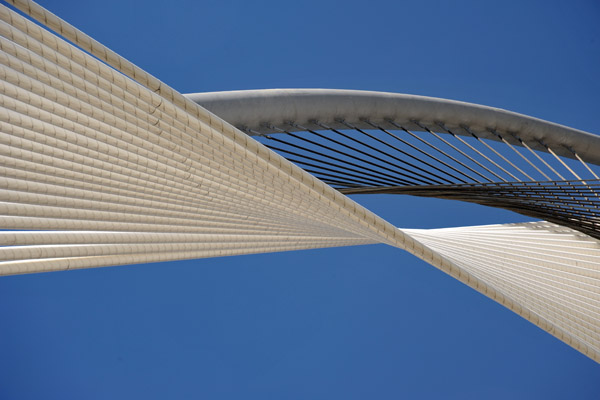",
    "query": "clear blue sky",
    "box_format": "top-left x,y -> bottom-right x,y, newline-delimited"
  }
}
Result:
1,0 -> 599,399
